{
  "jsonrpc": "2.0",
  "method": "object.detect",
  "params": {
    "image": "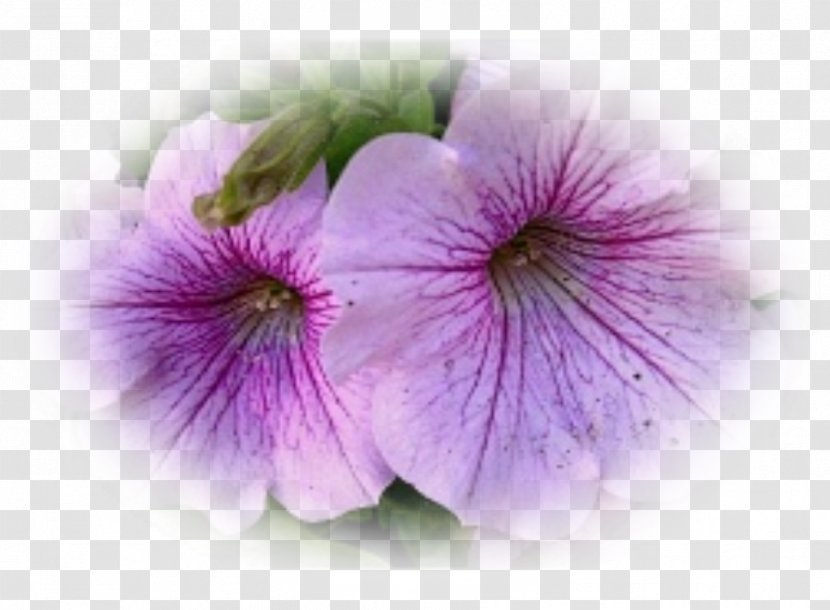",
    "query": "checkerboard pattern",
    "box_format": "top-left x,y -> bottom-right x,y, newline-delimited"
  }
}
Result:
0,0 -> 825,607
